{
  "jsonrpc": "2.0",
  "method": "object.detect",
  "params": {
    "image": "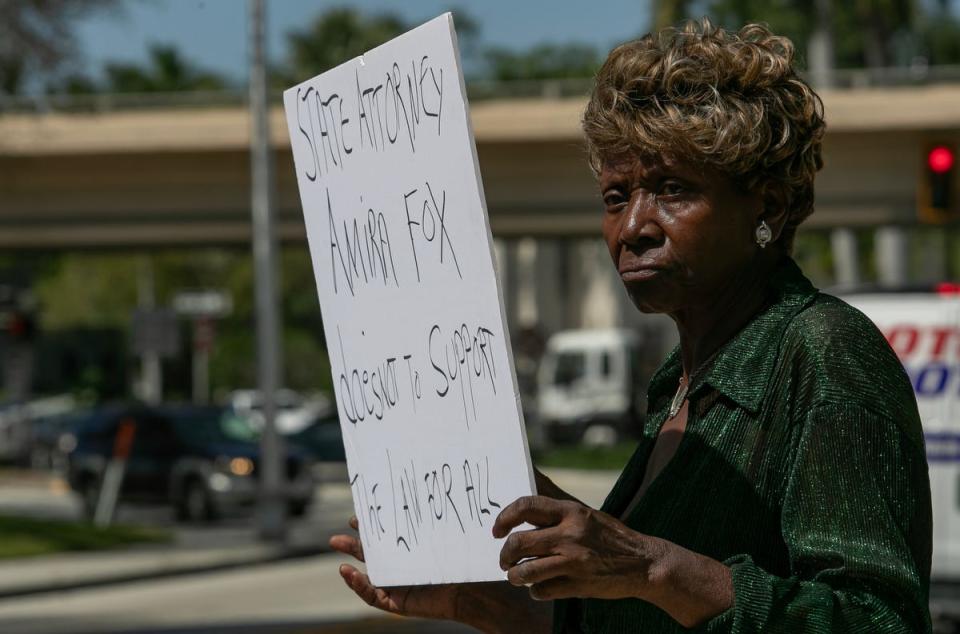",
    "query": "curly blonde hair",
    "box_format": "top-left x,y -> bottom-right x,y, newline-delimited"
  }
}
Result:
583,18 -> 825,249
